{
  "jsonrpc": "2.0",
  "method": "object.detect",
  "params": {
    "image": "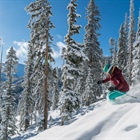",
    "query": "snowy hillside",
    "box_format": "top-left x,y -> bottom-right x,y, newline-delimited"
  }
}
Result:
12,84 -> 140,140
